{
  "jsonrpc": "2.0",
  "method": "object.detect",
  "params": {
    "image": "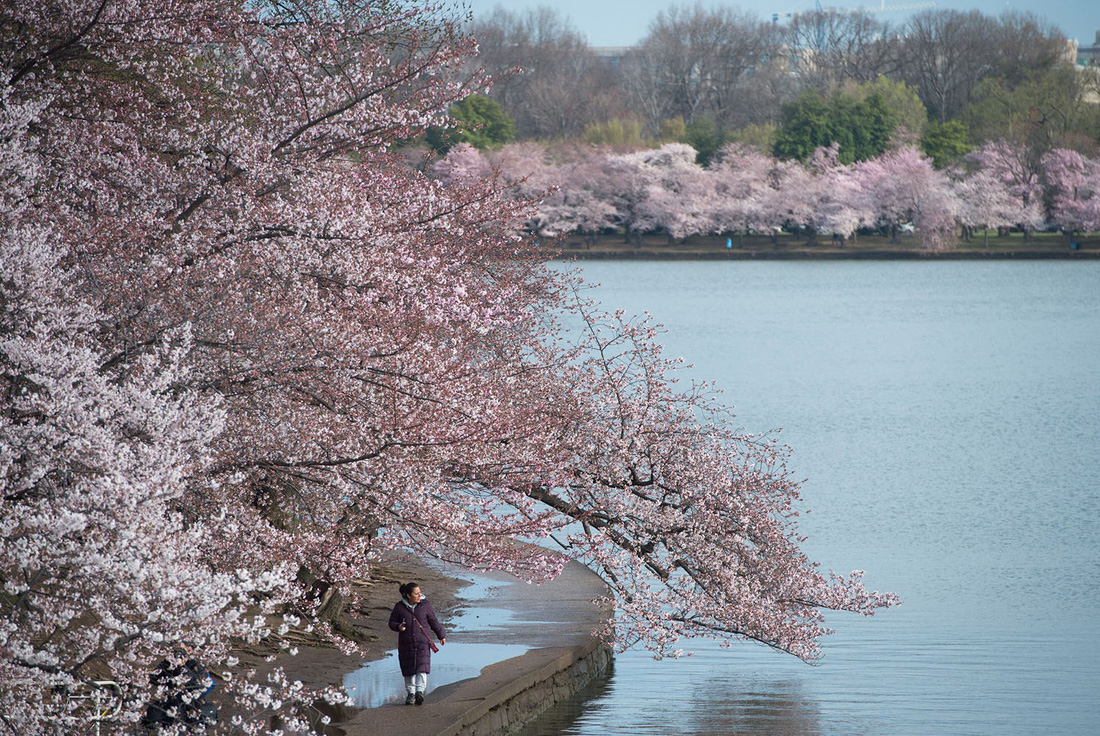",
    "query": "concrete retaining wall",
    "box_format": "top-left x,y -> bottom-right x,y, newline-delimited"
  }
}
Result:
436,639 -> 612,736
